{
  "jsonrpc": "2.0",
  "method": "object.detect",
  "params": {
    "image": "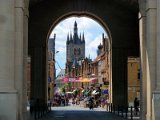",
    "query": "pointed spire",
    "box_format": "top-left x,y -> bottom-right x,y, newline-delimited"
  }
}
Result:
70,32 -> 73,42
80,33 -> 81,40
68,33 -> 70,40
98,42 -> 103,49
53,33 -> 56,40
102,33 -> 105,52
74,21 -> 77,27
67,33 -> 70,44
74,21 -> 78,35
82,32 -> 85,43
